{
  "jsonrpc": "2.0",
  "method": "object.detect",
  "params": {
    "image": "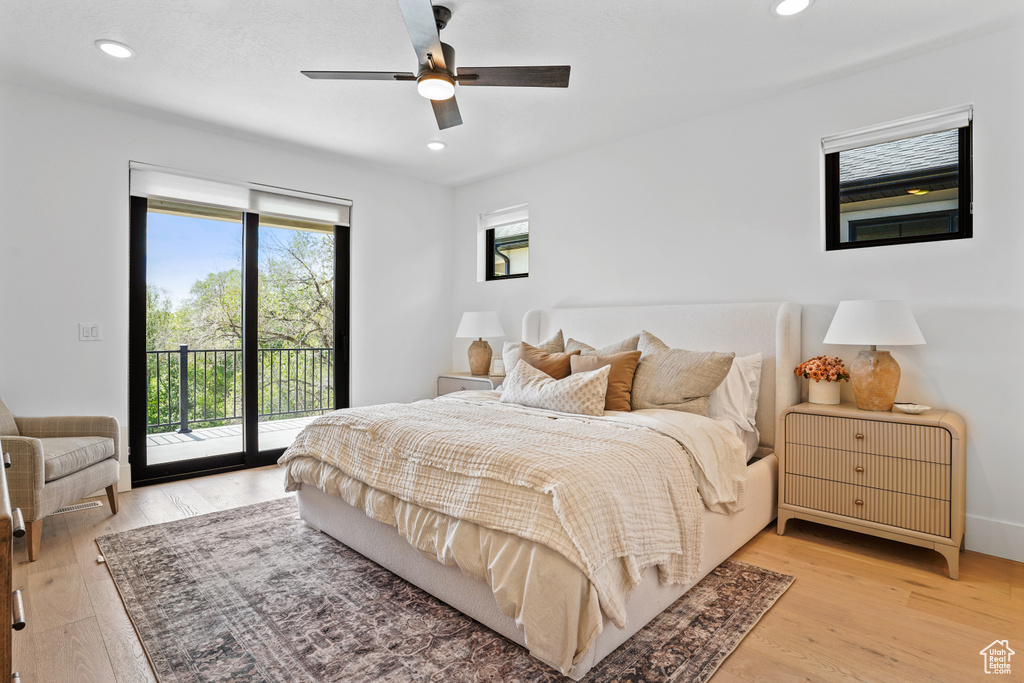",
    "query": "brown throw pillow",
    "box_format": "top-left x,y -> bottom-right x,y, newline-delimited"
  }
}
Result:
518,341 -> 580,380
503,330 -> 564,372
570,350 -> 642,412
